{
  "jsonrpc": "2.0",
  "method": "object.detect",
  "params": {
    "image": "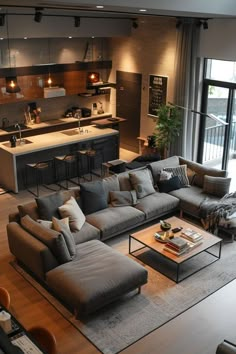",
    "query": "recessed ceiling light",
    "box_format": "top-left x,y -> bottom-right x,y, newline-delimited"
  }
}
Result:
96,5 -> 104,9
139,9 -> 147,12
68,36 -> 72,39
24,37 -> 27,39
